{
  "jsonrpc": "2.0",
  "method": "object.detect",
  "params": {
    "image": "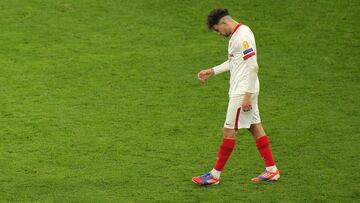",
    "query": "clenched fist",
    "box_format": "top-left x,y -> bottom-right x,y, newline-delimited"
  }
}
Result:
197,68 -> 215,82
